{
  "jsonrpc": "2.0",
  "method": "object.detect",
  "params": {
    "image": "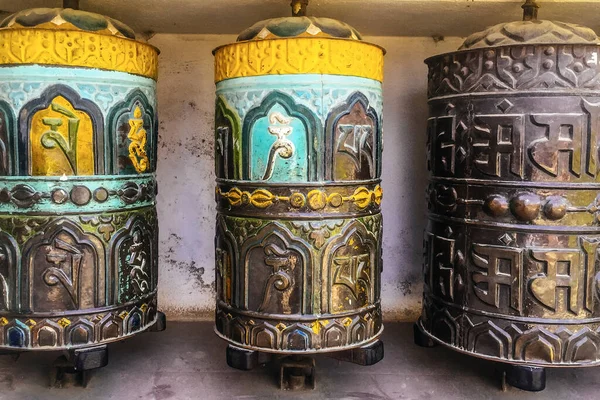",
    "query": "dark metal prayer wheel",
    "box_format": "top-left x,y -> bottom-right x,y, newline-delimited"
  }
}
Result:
416,0 -> 600,391
213,1 -> 385,373
0,7 -> 164,360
